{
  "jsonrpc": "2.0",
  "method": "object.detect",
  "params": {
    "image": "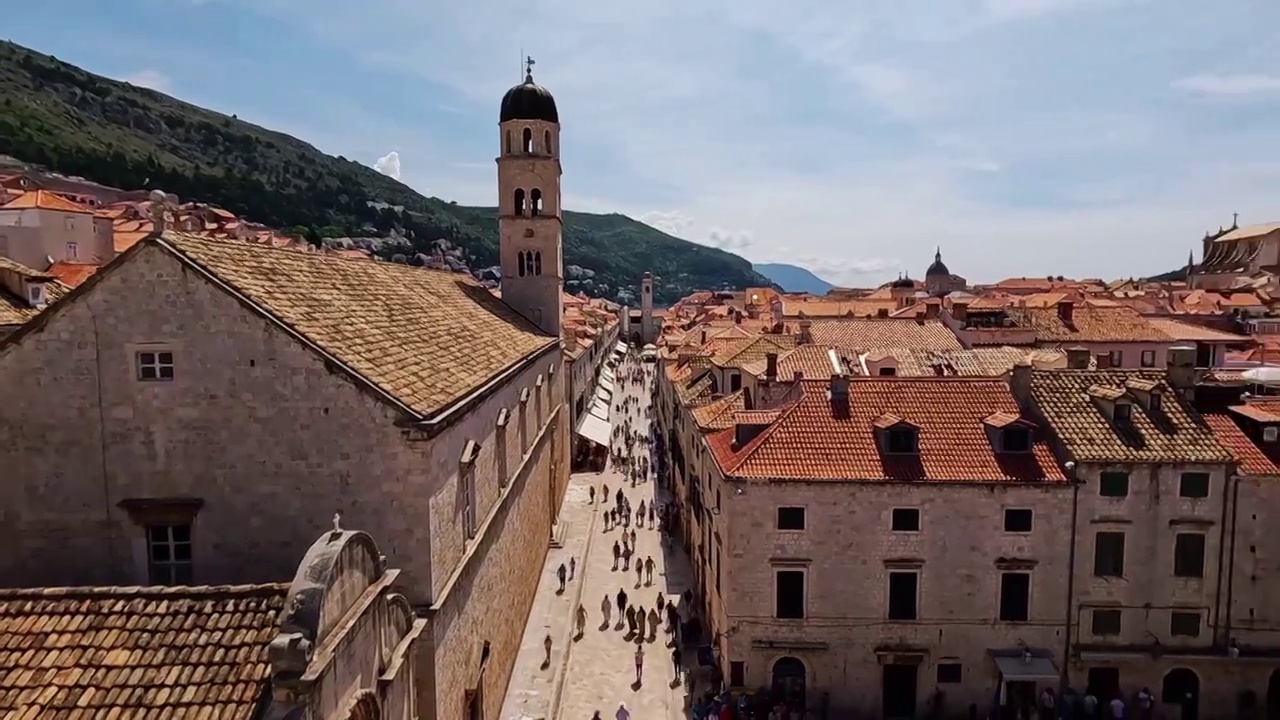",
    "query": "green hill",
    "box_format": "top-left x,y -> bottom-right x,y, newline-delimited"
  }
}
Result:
0,41 -> 768,304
